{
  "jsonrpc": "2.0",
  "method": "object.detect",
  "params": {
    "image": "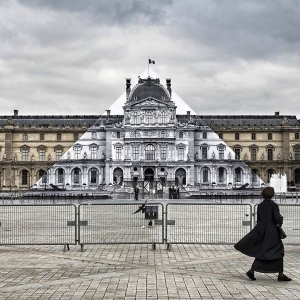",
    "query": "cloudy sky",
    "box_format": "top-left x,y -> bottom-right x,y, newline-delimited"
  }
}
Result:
1,0 -> 300,117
